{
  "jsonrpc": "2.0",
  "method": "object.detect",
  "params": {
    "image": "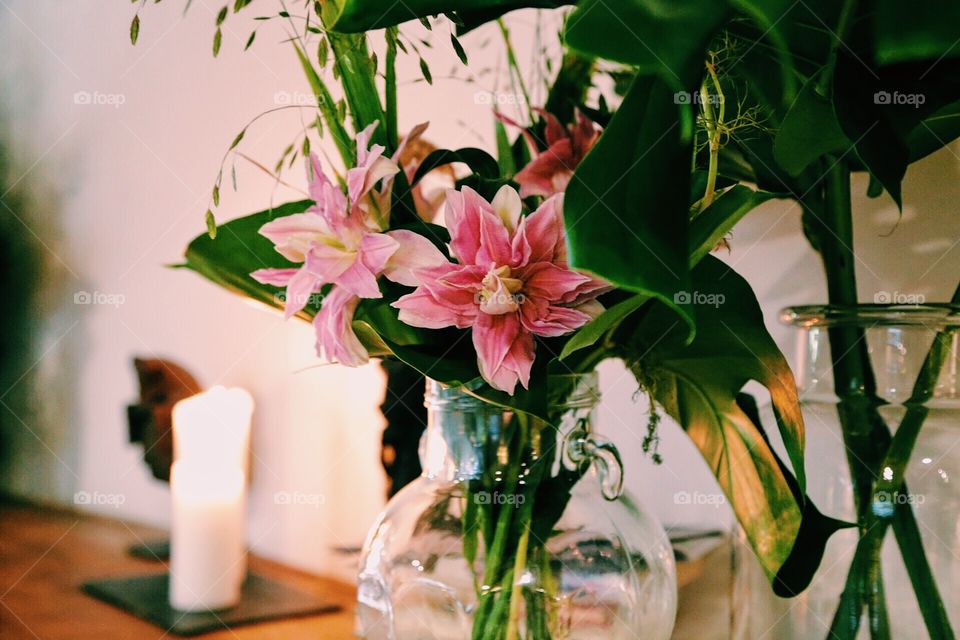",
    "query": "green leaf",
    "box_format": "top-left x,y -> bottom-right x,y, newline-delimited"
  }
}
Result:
418,57 -> 433,85
213,28 -> 222,56
774,74 -> 851,176
565,76 -> 694,334
906,100 -> 960,163
130,14 -> 140,45
244,30 -> 256,50
629,256 -> 809,582
183,200 -> 312,314
412,148 -> 501,185
689,185 -> 782,265
327,33 -> 387,147
450,33 -> 468,64
205,209 -> 217,239
293,43 -> 354,165
564,0 -> 730,89
559,294 -> 648,360
874,0 -> 960,65
216,5 -> 228,25
327,0 -> 571,33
